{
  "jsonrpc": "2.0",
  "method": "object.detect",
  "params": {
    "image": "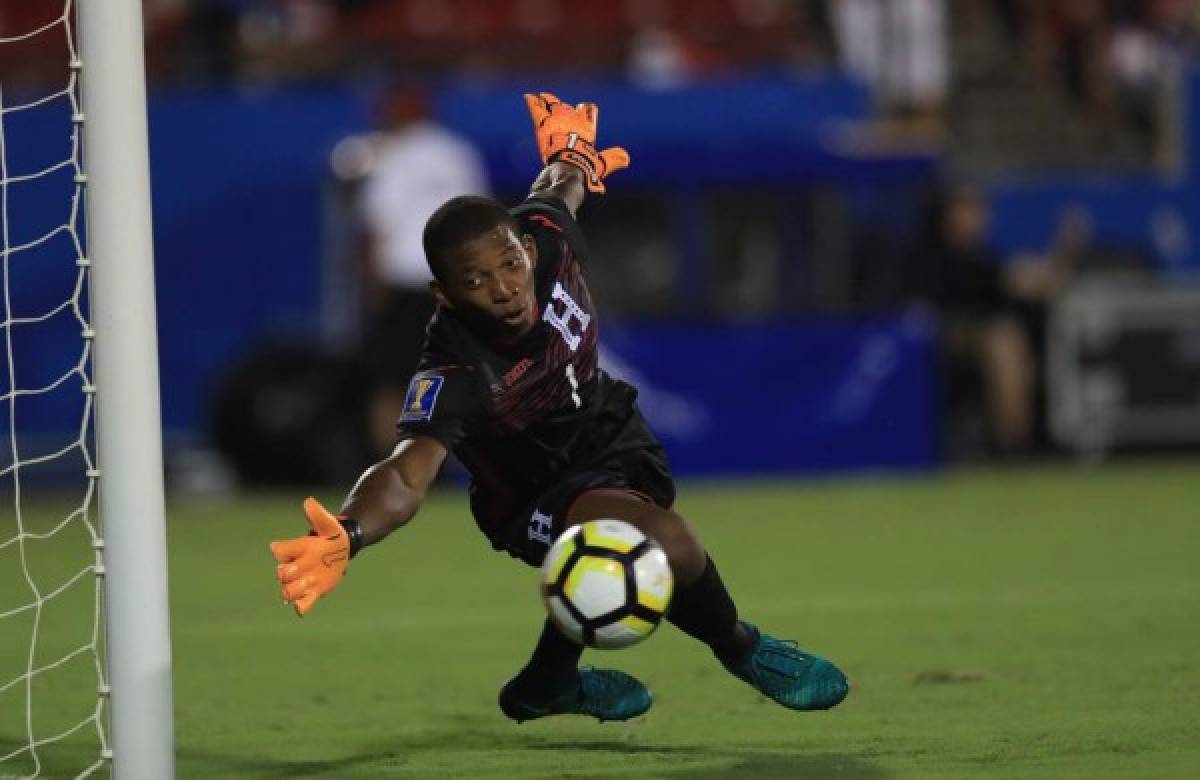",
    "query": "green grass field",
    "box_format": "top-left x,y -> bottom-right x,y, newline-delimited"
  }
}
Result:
3,460 -> 1199,778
